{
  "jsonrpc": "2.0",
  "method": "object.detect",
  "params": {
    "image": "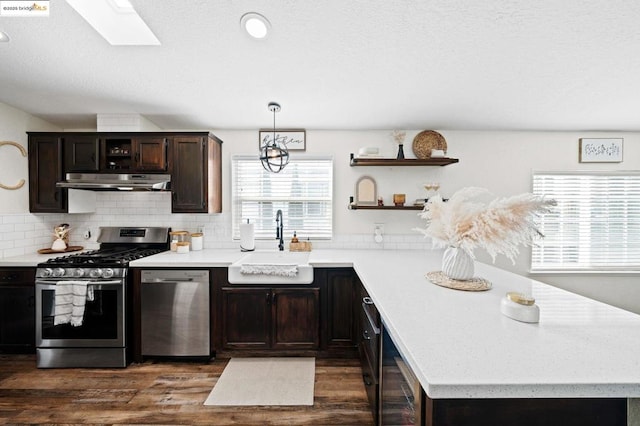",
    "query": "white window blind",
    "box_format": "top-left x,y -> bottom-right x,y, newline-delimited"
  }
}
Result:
532,171 -> 640,272
232,156 -> 333,240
